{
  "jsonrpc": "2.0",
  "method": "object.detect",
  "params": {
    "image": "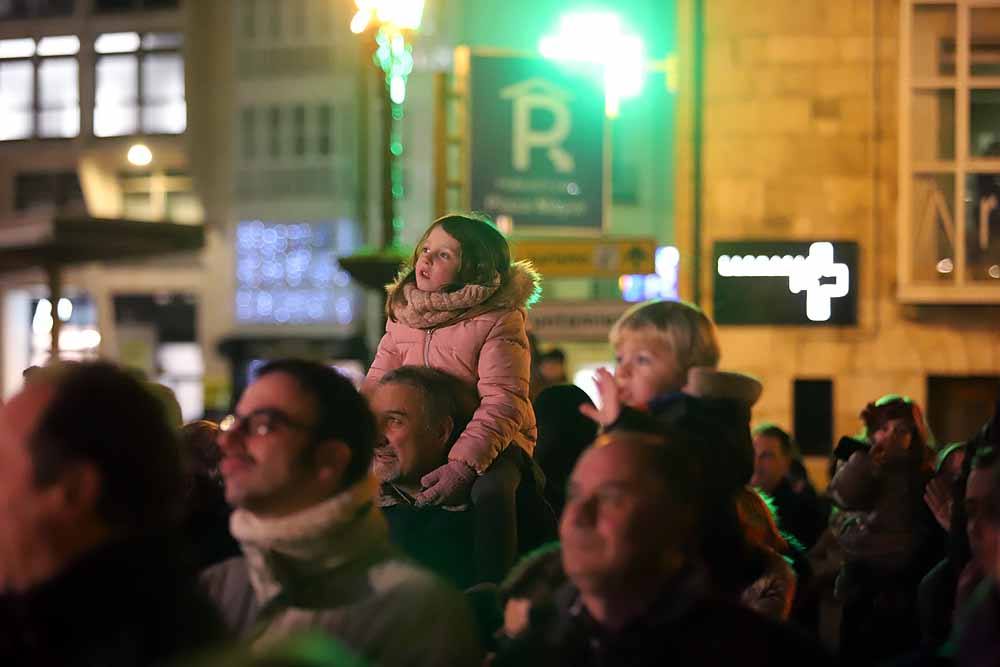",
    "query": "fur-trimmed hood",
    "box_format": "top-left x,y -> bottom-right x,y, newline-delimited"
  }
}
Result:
386,260 -> 542,330
386,259 -> 542,312
487,260 -> 543,311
